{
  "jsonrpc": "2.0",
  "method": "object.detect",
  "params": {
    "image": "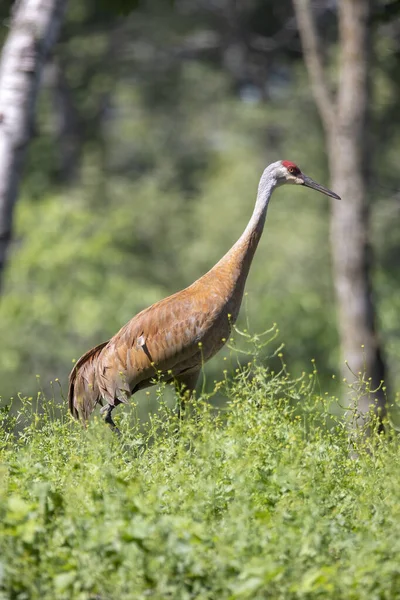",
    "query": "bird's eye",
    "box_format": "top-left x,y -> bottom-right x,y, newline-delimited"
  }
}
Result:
288,167 -> 294,173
